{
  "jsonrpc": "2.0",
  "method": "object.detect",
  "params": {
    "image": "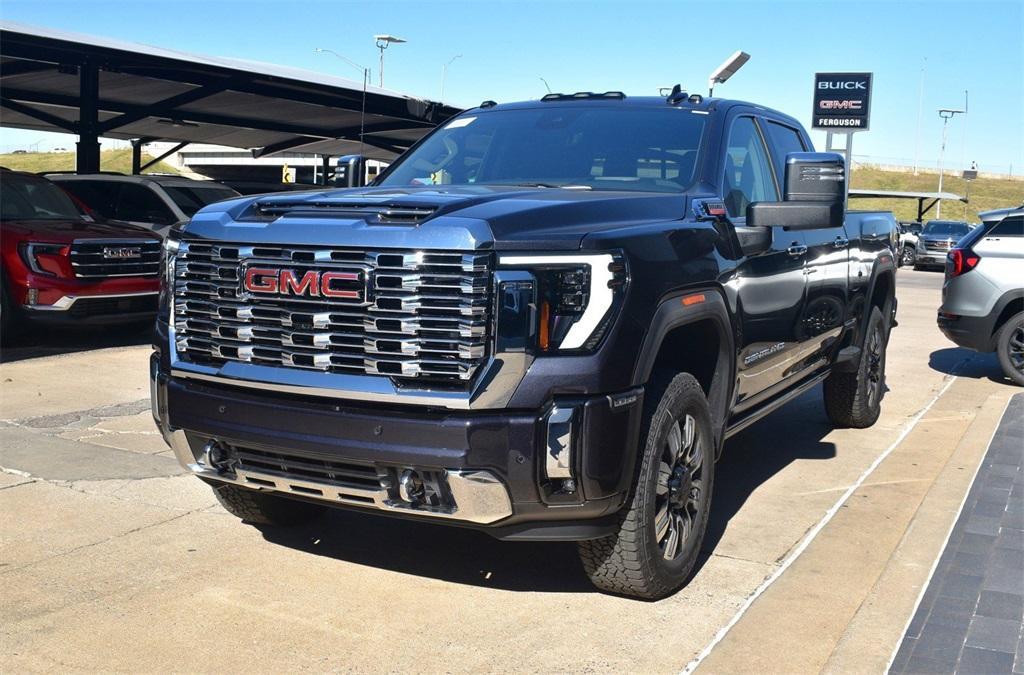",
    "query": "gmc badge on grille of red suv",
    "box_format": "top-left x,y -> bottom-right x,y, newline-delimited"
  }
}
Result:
242,266 -> 364,300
